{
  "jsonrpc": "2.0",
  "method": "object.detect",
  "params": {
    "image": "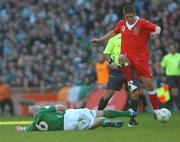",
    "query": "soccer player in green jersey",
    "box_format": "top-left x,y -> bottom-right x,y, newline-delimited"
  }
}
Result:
15,104 -> 136,131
